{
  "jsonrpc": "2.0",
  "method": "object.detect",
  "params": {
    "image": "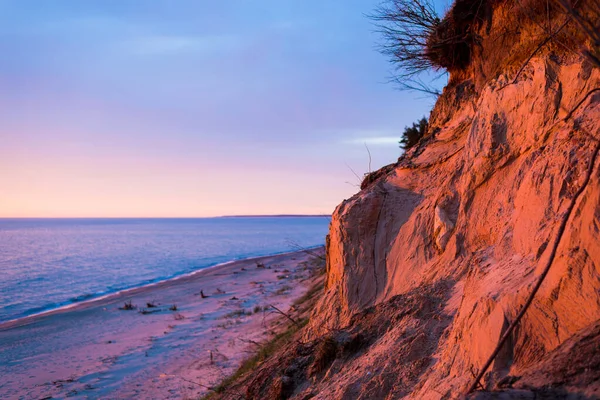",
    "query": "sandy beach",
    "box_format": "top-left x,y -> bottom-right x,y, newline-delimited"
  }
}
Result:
0,248 -> 324,399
